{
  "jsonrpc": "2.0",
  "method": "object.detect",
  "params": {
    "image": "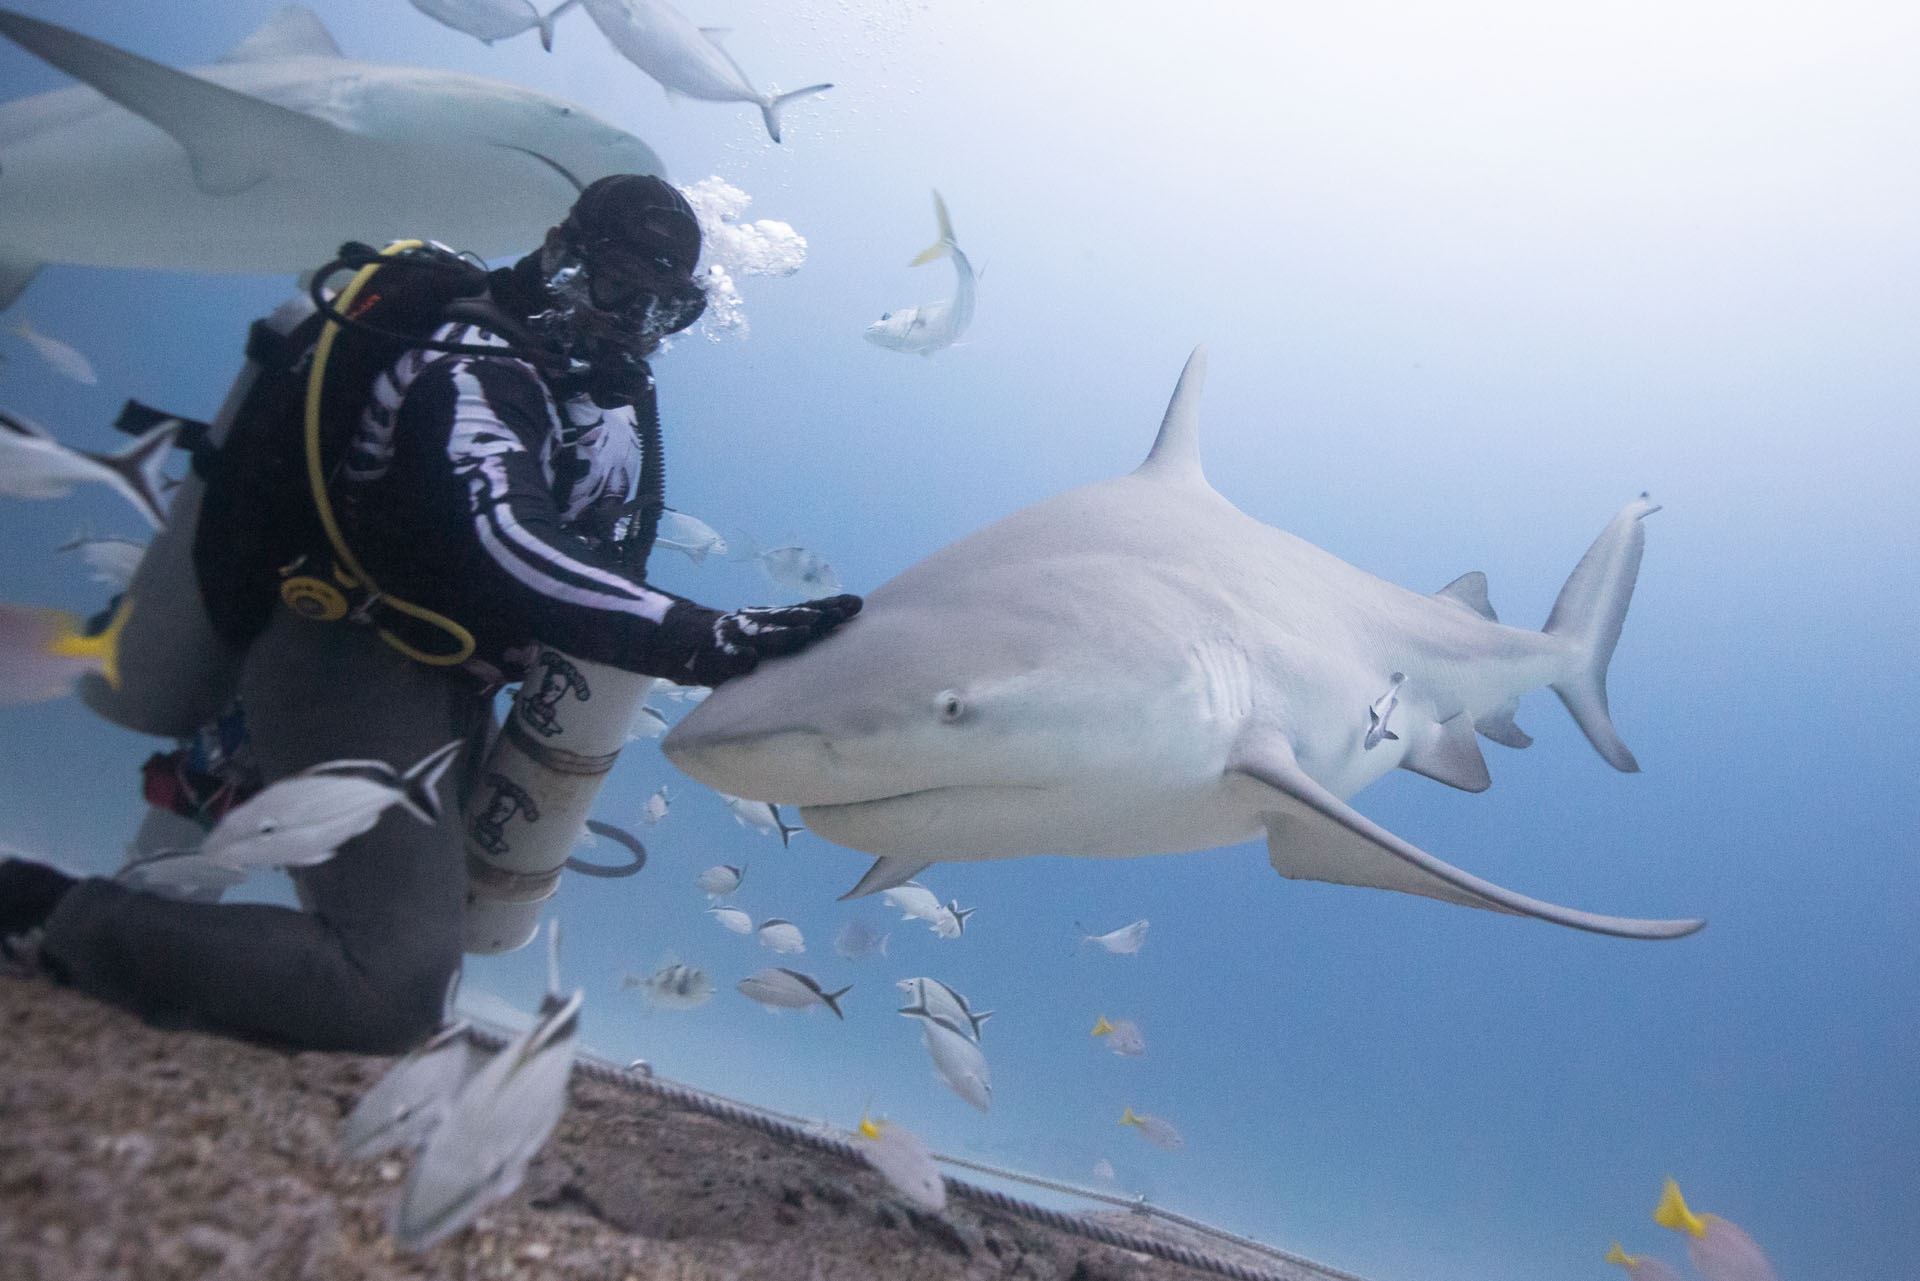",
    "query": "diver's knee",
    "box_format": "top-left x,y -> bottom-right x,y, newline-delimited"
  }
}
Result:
334,933 -> 462,1053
